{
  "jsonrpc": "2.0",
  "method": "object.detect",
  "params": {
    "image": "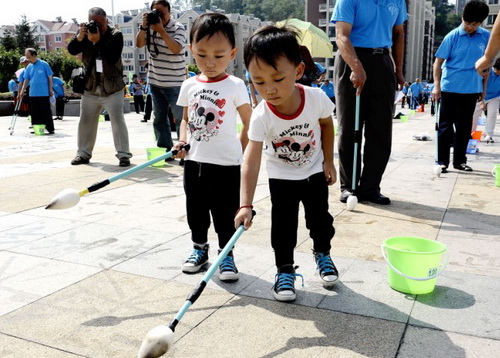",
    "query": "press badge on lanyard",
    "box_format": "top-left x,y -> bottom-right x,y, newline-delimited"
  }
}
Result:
96,58 -> 103,73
